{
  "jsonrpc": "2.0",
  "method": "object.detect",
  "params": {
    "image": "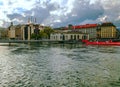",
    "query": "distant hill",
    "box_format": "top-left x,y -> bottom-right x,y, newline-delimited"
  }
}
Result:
0,27 -> 6,30
117,27 -> 120,30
